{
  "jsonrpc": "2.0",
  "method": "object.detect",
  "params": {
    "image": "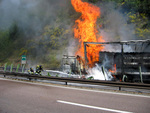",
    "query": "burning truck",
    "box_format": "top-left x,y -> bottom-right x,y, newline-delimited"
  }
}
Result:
84,39 -> 150,83
66,0 -> 150,83
61,55 -> 87,75
62,39 -> 150,83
